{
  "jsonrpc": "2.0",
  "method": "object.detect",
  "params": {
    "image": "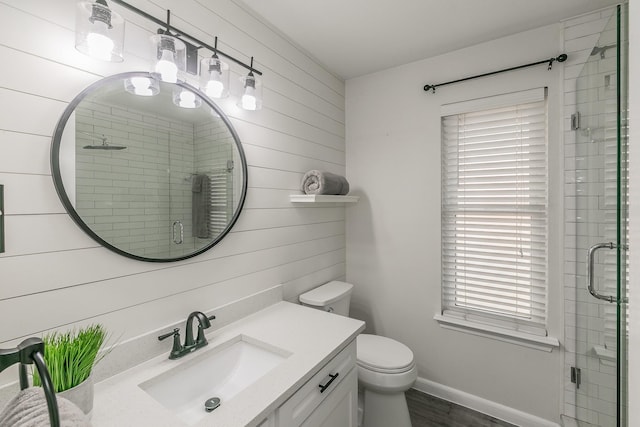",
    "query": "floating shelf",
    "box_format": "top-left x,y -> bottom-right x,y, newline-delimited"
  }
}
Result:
289,194 -> 360,203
